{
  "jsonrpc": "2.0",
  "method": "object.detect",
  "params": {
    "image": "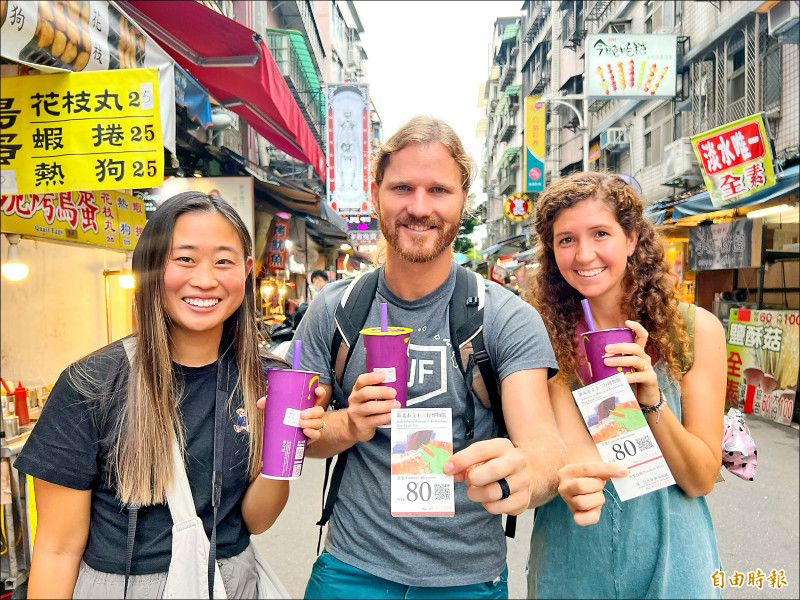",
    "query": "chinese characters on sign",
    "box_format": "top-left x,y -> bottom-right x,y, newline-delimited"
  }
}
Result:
688,219 -> 753,271
0,190 -> 146,249
691,114 -> 776,208
263,218 -> 289,273
725,308 -> 798,426
503,193 -> 533,222
524,97 -> 545,192
586,34 -> 677,99
341,211 -> 379,253
326,84 -> 370,215
0,68 -> 163,195
0,0 -> 176,154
